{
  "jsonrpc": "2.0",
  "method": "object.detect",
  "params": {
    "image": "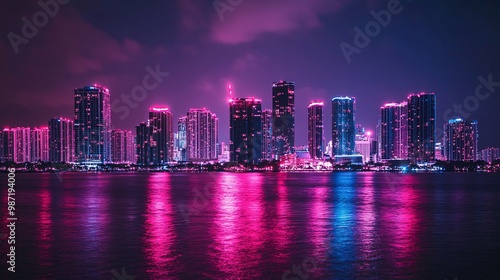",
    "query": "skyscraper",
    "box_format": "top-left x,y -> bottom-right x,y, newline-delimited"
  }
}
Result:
186,108 -> 218,161
261,109 -> 273,160
31,127 -> 49,162
176,116 -> 187,162
74,85 -> 111,164
229,97 -> 263,163
407,92 -> 436,163
308,101 -> 324,159
49,118 -> 74,163
136,123 -> 153,166
355,127 -> 372,164
332,97 -> 356,156
0,129 -> 14,162
111,129 -> 135,164
481,147 -> 500,163
272,81 -> 295,158
379,102 -> 408,160
149,108 -> 174,164
12,127 -> 31,163
444,118 -> 478,161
